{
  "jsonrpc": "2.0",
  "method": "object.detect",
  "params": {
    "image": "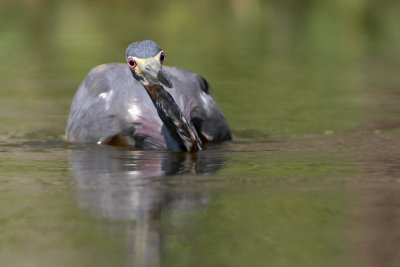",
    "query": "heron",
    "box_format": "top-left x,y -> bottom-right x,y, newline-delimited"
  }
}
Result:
66,40 -> 231,151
